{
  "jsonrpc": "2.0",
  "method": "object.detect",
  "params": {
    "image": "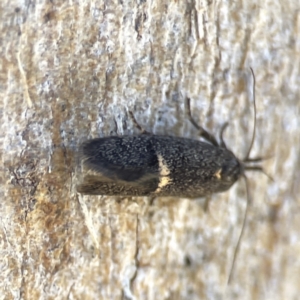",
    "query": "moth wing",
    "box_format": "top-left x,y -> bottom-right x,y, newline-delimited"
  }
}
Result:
78,137 -> 161,195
